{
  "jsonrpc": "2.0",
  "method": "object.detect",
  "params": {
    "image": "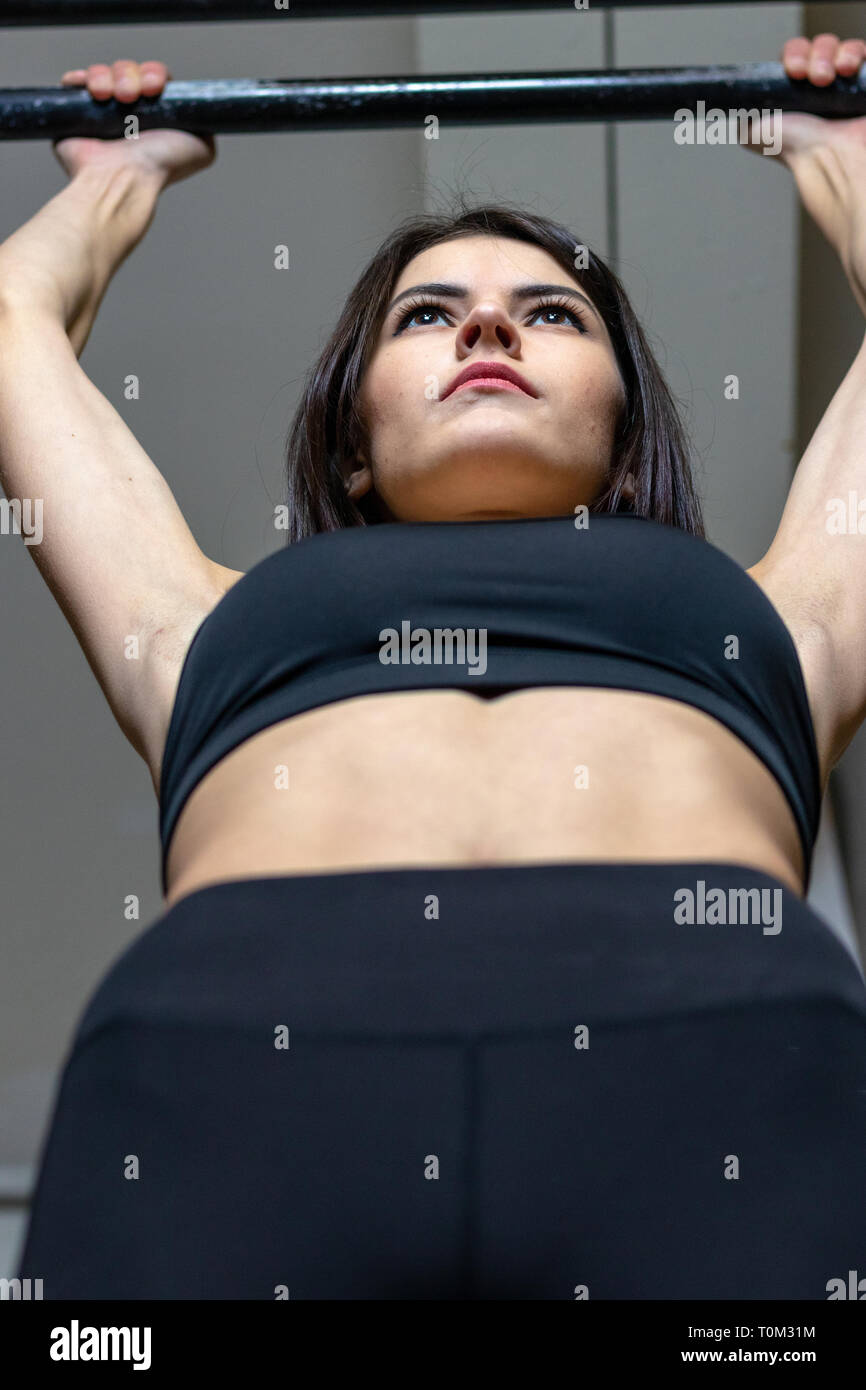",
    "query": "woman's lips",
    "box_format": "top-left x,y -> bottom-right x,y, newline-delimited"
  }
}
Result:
442,362 -> 538,397
449,377 -> 532,396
